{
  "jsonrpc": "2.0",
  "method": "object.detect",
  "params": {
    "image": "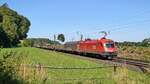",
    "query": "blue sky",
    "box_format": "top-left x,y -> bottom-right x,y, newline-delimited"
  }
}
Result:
0,0 -> 150,42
